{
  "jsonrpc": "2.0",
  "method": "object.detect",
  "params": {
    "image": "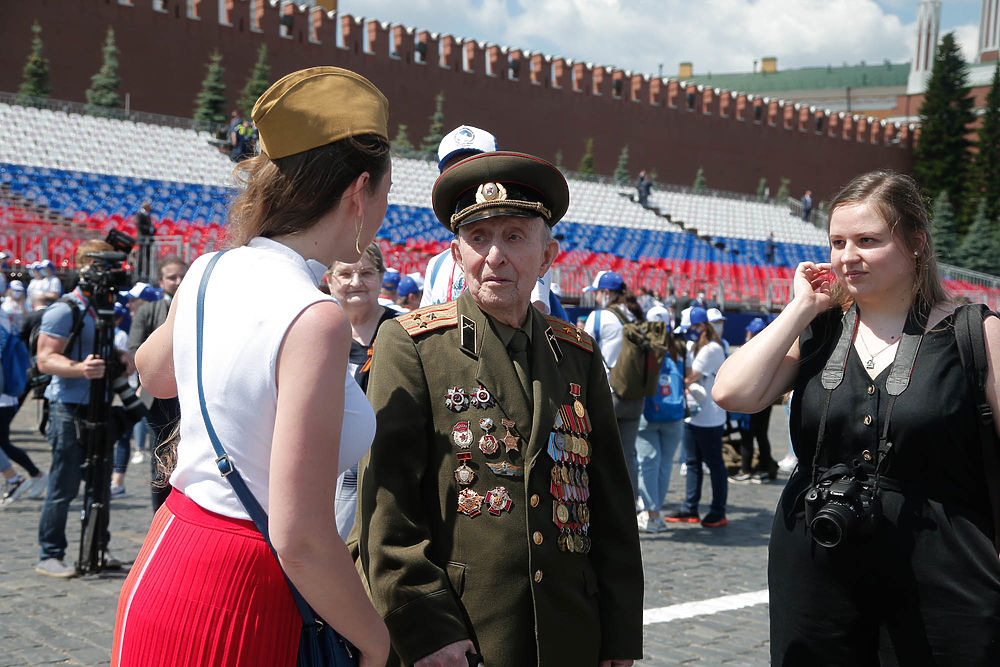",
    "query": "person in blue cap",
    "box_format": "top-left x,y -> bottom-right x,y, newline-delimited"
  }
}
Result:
583,271 -> 647,502
394,275 -> 422,312
379,270 -> 405,313
665,306 -> 729,527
